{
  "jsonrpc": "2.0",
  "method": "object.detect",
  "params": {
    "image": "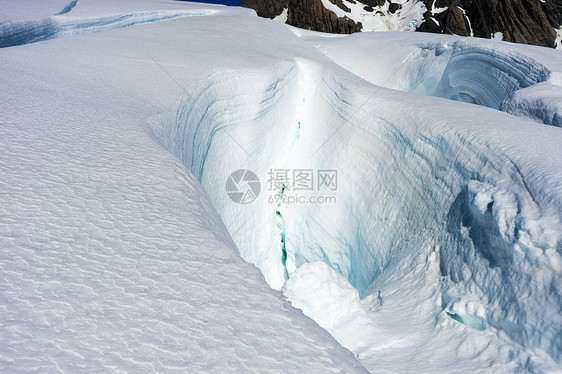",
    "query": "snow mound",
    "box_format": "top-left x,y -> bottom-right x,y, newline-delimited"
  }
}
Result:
0,2 -> 369,372
283,262 -> 378,355
148,55 -> 562,369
